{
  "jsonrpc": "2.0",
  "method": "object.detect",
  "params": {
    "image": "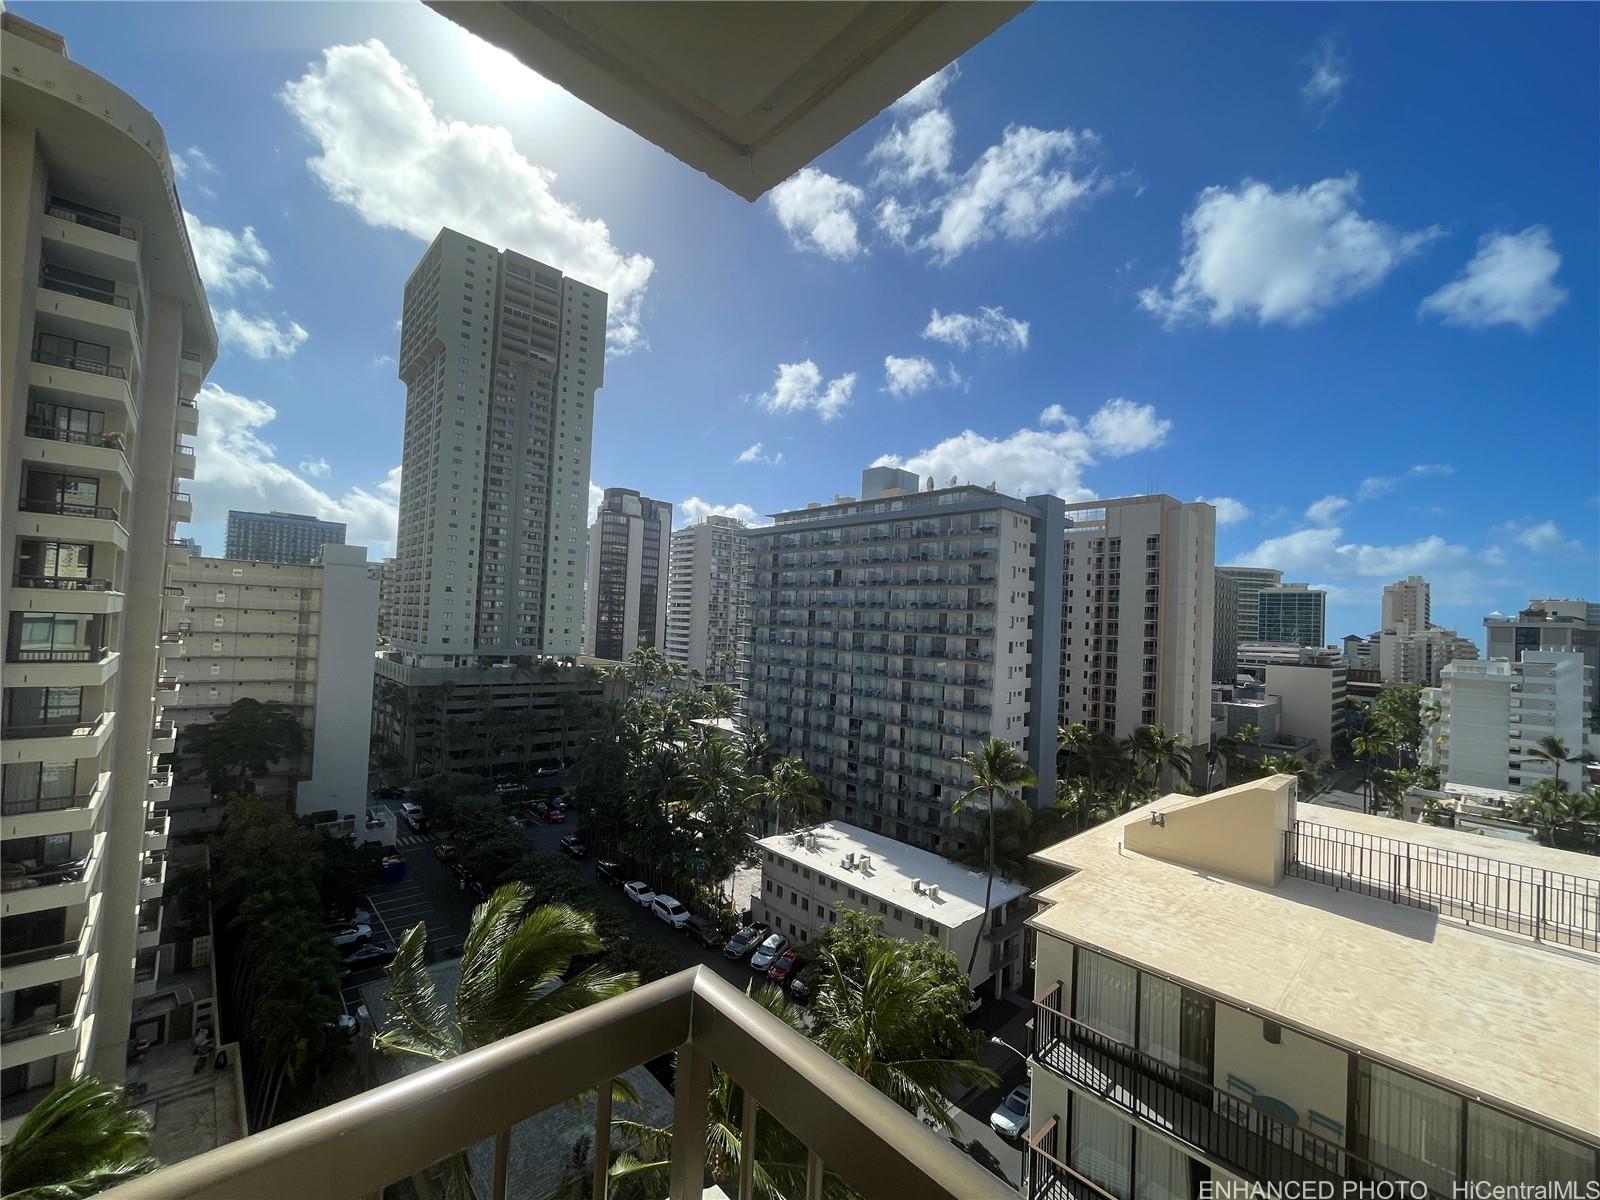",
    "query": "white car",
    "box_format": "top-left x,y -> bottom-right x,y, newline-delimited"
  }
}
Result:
749,933 -> 788,971
651,895 -> 689,928
329,923 -> 372,949
623,881 -> 656,908
989,1084 -> 1029,1140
